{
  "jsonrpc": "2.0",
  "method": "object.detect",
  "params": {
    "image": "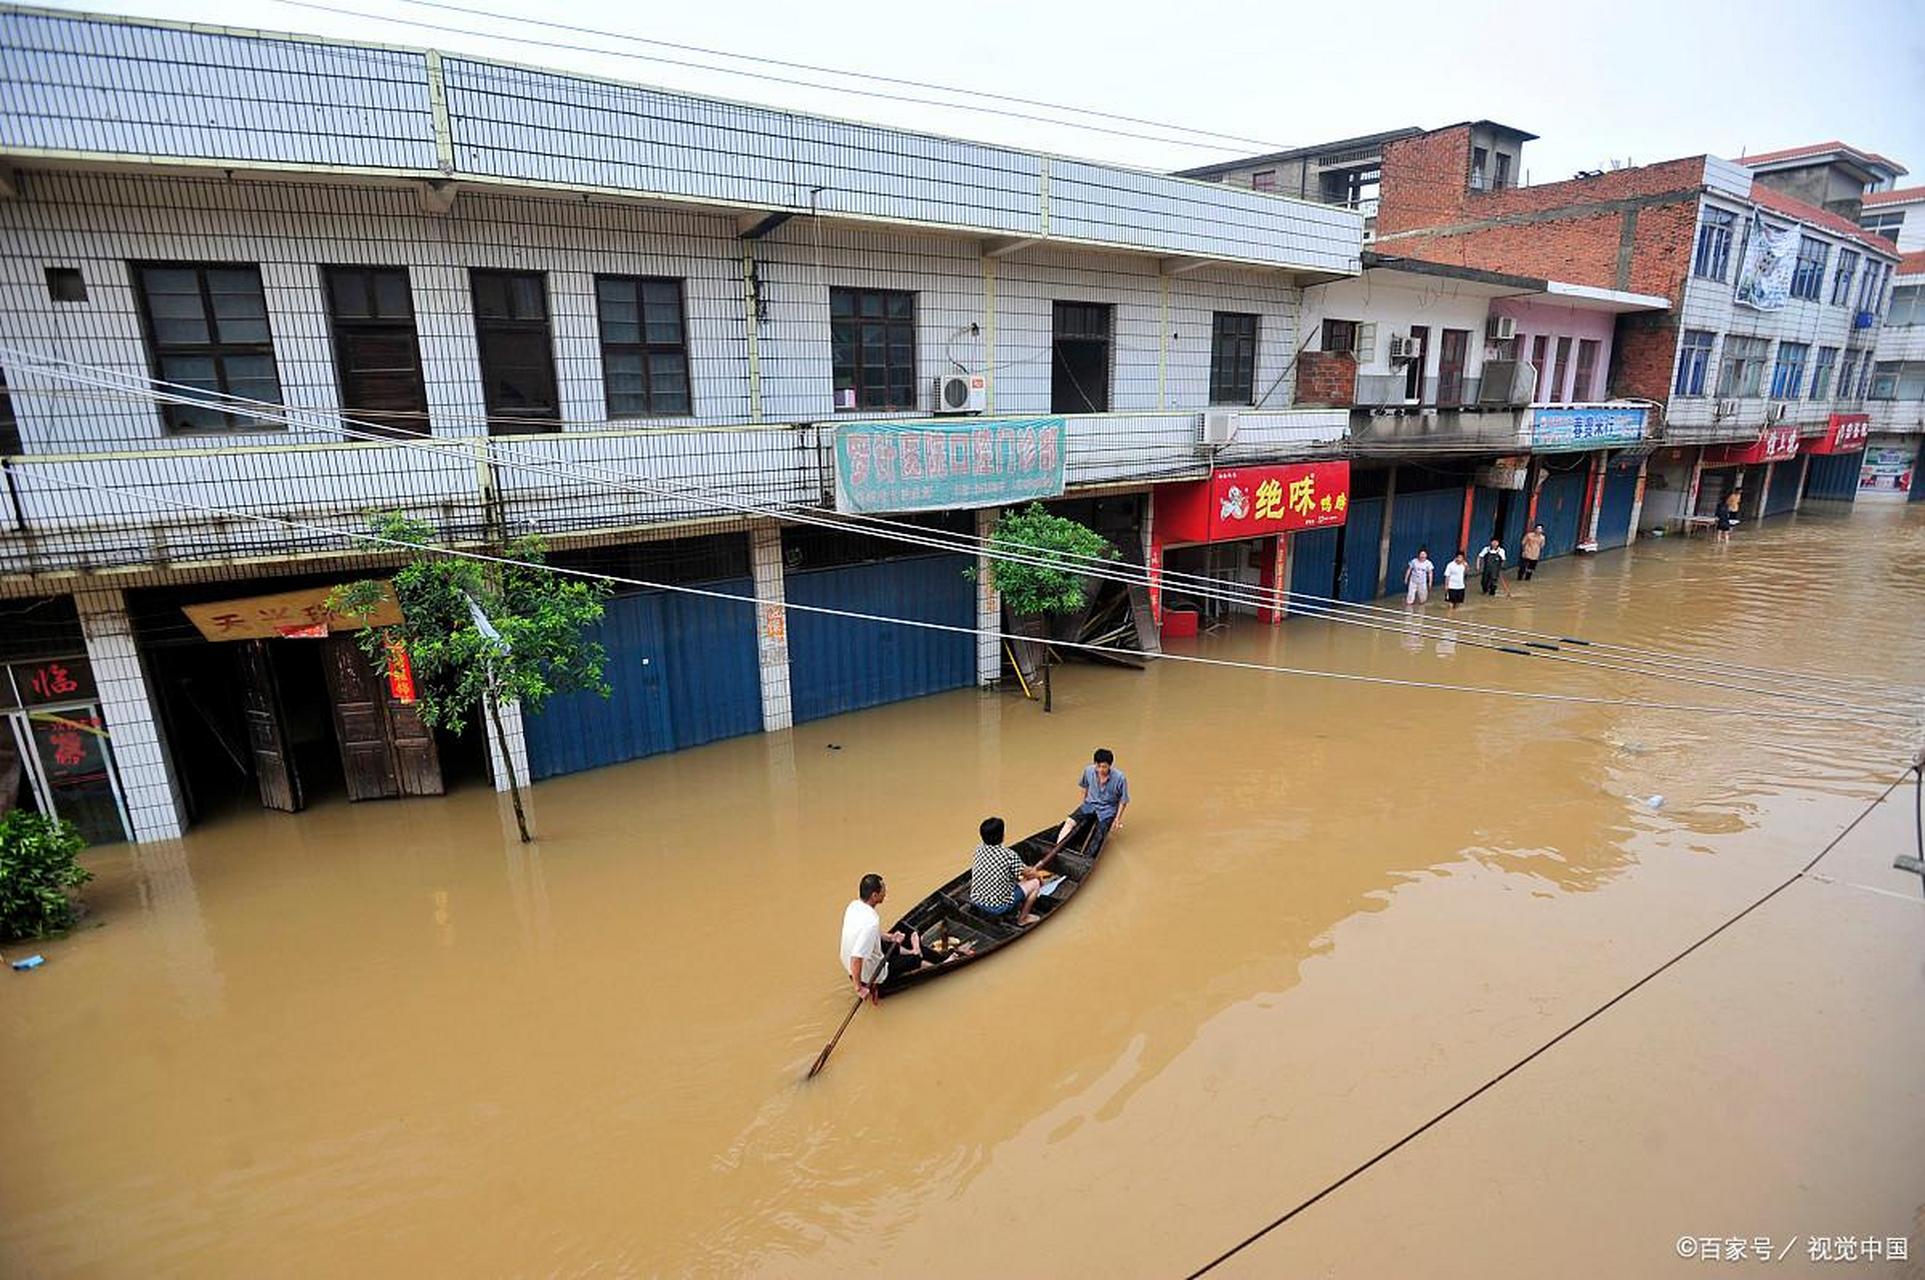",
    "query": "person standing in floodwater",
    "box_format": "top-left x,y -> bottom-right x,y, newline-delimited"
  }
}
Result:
1442,551 -> 1469,610
1476,537 -> 1507,596
1519,525 -> 1547,580
1404,547 -> 1434,607
1716,490 -> 1742,542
